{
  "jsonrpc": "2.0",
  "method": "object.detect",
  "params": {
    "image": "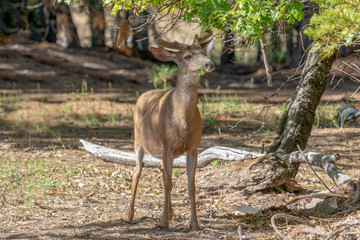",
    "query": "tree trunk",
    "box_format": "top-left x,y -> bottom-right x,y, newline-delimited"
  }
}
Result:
43,2 -> 57,43
56,2 -> 80,48
269,47 -> 338,176
88,0 -> 105,47
112,11 -> 132,56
